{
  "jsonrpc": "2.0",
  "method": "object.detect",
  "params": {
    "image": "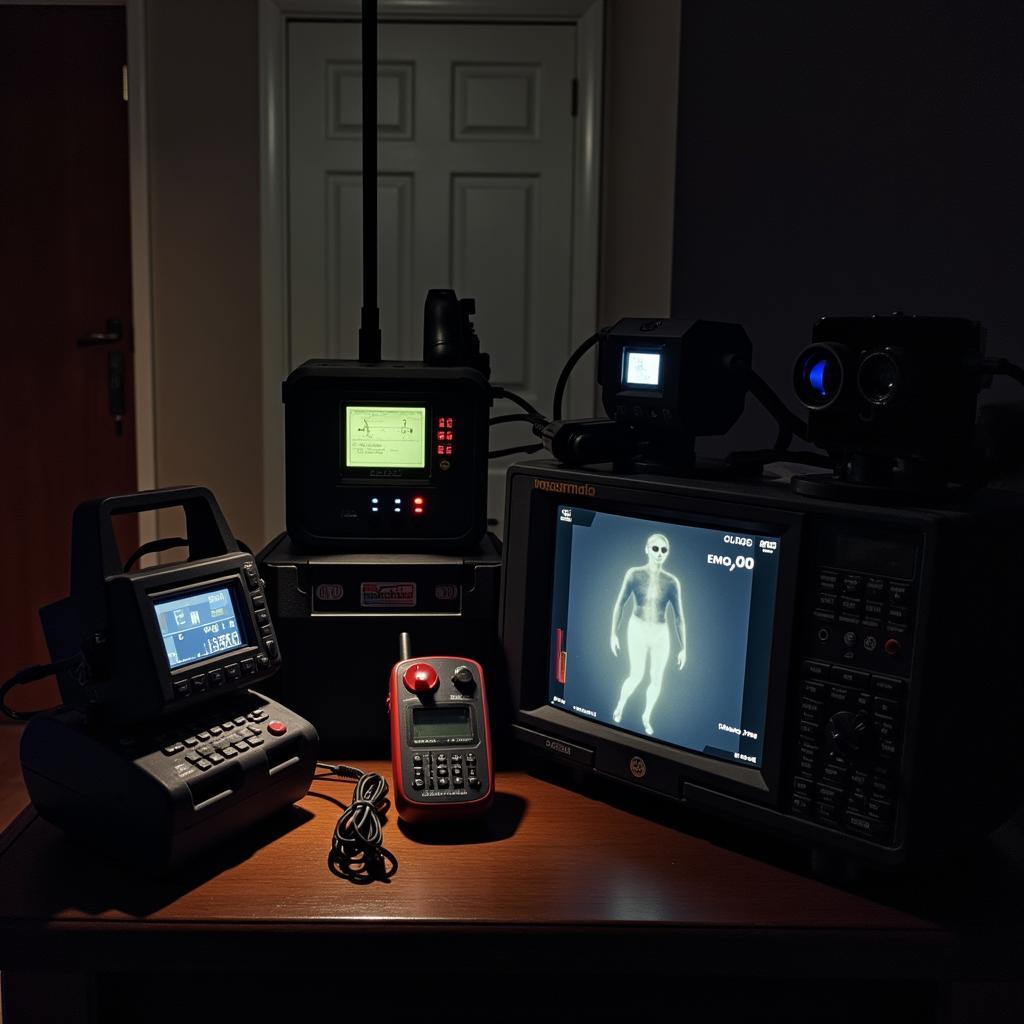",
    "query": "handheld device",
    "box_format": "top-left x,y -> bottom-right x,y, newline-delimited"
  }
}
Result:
501,461 -> 1024,872
39,486 -> 282,725
388,633 -> 494,823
